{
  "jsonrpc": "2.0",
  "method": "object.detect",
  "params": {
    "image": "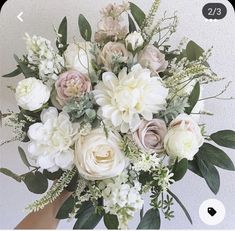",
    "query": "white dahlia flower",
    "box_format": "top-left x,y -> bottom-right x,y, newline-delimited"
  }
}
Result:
27,107 -> 79,172
94,64 -> 168,132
